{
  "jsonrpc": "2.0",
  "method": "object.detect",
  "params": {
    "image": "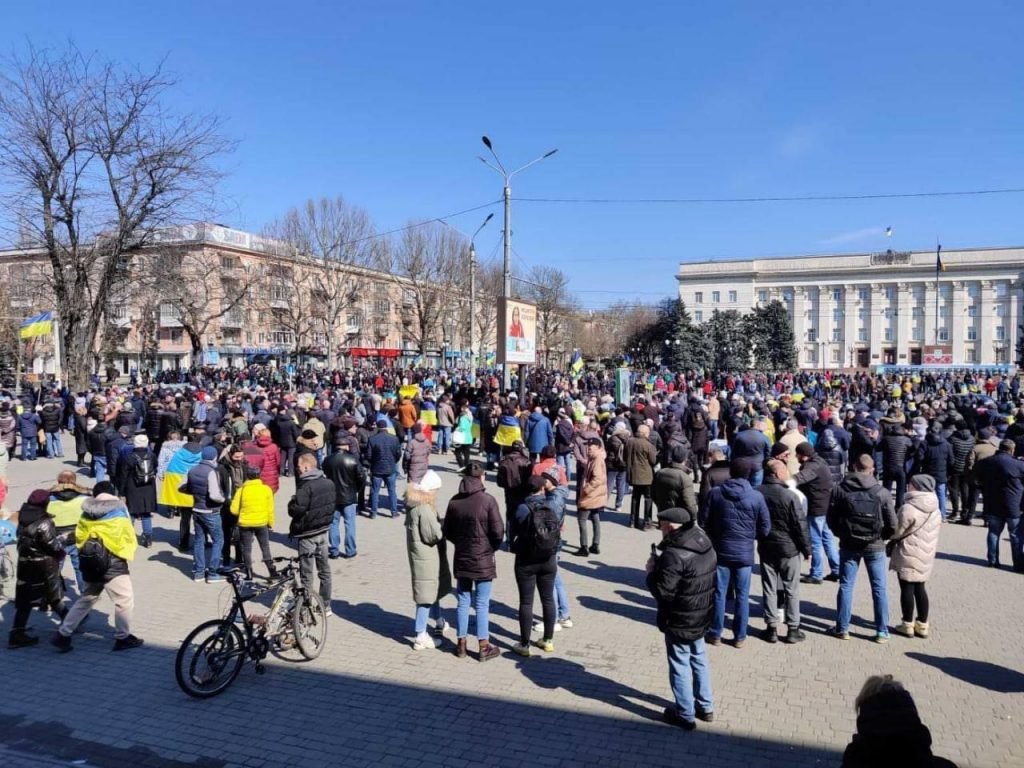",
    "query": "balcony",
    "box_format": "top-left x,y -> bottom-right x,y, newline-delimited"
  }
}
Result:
269,298 -> 290,311
220,312 -> 245,329
159,308 -> 183,328
345,325 -> 360,337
